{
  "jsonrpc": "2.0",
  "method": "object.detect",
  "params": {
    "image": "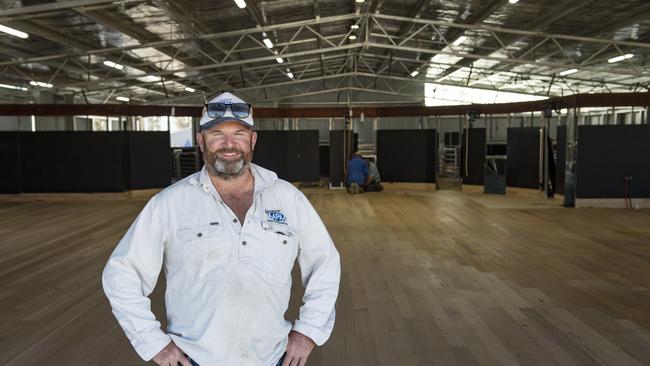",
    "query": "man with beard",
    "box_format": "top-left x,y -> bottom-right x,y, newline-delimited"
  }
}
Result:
102,91 -> 341,366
